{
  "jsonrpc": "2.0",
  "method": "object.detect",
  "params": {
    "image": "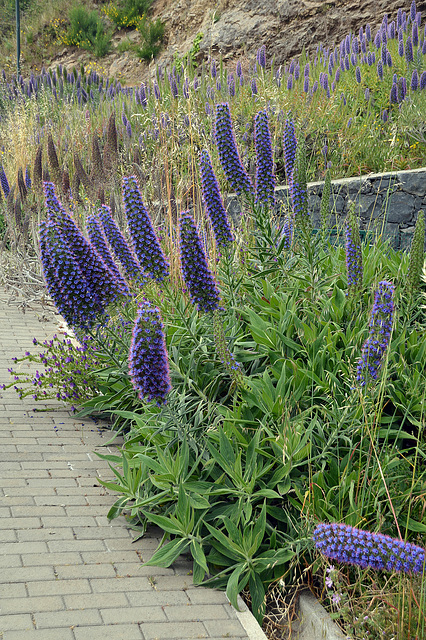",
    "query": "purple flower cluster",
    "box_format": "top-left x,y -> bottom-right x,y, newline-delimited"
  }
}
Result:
0,165 -> 10,197
215,103 -> 254,198
199,149 -> 234,247
122,175 -> 169,283
313,523 -> 425,574
97,204 -> 144,283
179,212 -> 221,313
39,219 -> 106,330
128,300 -> 171,405
345,207 -> 363,291
254,109 -> 276,208
86,215 -> 130,297
357,281 -> 394,386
